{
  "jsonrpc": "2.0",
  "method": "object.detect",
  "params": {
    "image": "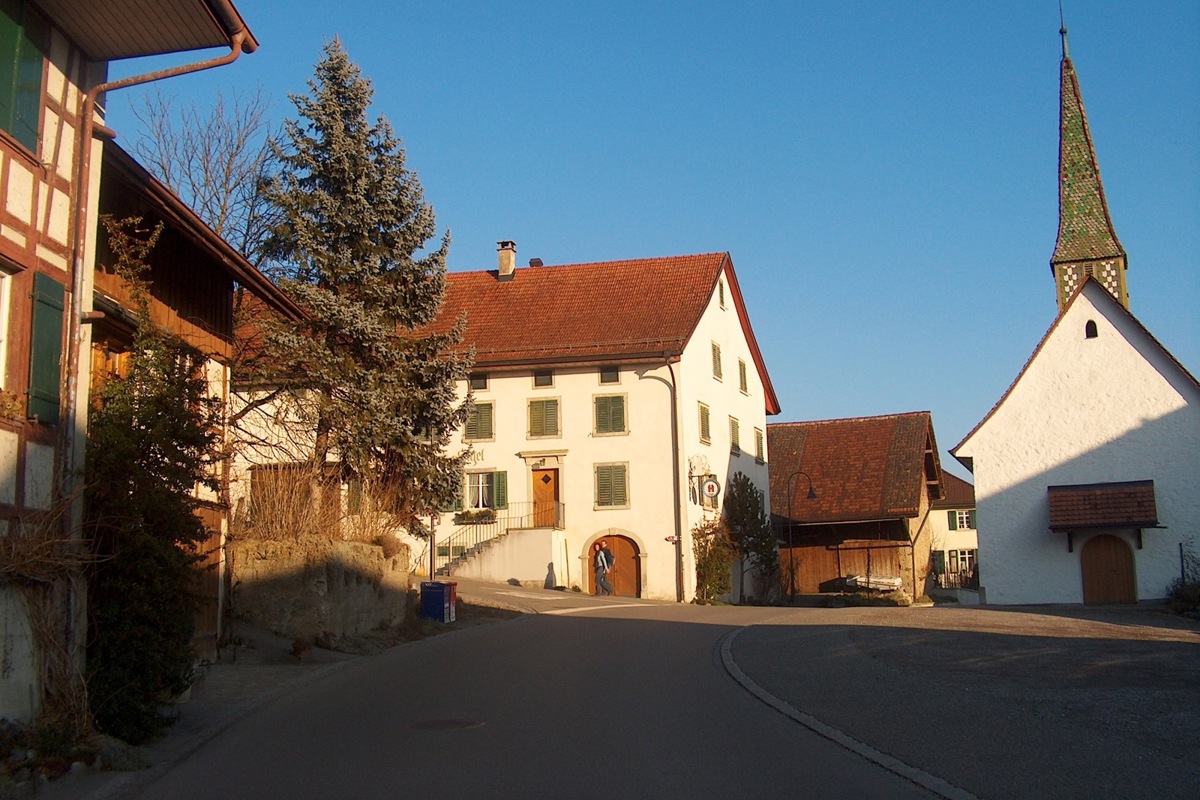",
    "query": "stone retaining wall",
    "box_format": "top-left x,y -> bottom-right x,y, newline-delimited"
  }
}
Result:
228,539 -> 410,647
